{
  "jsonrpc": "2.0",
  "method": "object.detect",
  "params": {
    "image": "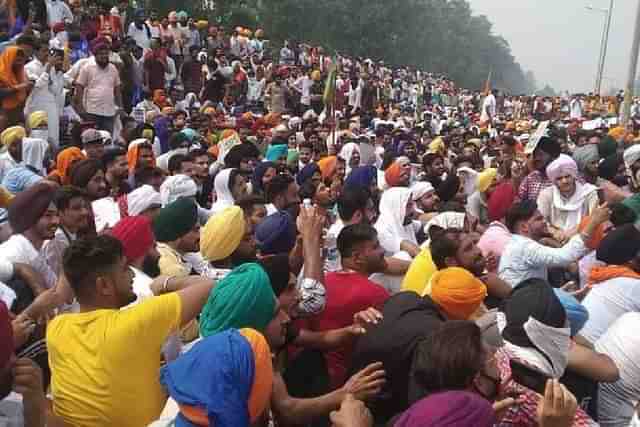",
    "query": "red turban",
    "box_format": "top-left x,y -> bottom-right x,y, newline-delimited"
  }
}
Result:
488,182 -> 516,222
110,216 -> 155,263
